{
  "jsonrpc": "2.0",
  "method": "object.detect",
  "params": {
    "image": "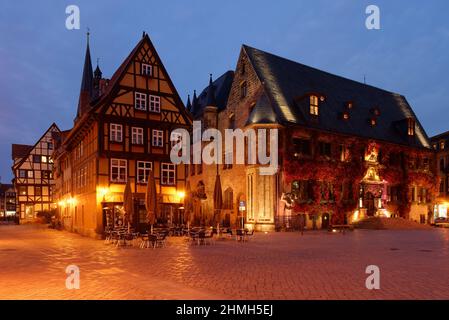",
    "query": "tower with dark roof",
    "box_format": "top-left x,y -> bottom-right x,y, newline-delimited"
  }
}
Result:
203,74 -> 218,129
